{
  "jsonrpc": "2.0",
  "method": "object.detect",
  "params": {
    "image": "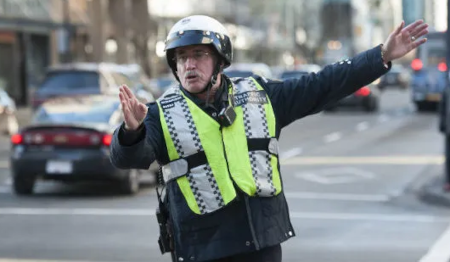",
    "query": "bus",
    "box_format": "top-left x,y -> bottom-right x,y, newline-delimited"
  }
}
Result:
410,31 -> 447,111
